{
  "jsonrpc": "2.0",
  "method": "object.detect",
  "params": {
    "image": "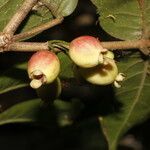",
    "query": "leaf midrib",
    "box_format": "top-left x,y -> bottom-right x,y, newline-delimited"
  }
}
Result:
0,118 -> 34,126
110,60 -> 149,149
0,83 -> 28,94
